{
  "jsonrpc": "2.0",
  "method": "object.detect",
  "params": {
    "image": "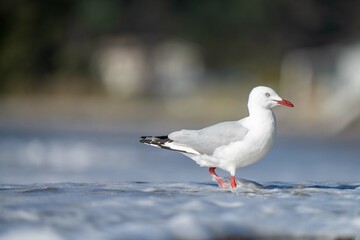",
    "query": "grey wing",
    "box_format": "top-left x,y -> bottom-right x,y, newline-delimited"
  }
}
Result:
168,121 -> 249,155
